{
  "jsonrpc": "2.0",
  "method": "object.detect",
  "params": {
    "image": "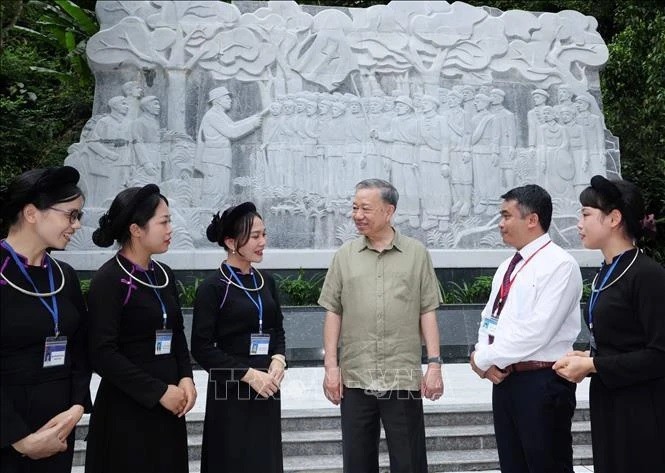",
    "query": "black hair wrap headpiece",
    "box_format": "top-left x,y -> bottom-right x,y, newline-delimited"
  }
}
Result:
207,202 -> 256,243
590,175 -> 622,208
